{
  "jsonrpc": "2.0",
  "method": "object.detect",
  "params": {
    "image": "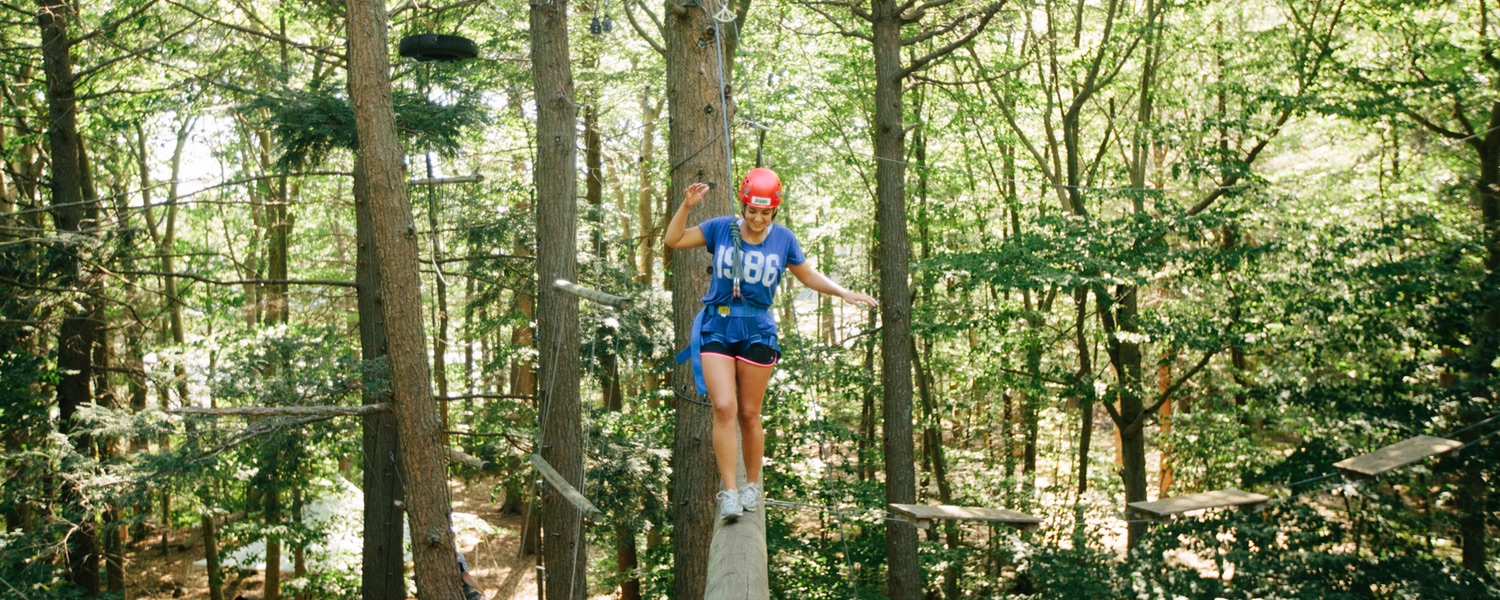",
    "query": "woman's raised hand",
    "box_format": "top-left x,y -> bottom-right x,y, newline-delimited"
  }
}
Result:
683,182 -> 710,209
